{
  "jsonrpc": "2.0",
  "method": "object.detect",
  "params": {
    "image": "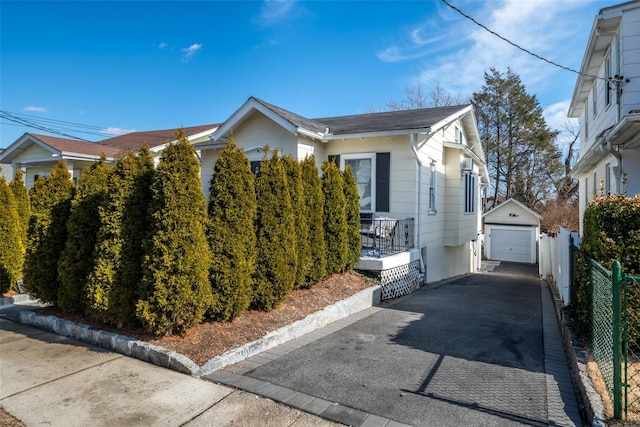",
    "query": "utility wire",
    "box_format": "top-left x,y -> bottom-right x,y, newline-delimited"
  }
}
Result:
0,111 -> 94,142
441,0 -> 615,83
